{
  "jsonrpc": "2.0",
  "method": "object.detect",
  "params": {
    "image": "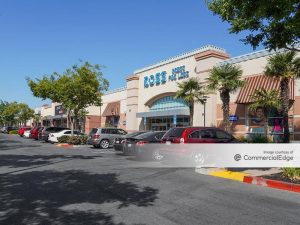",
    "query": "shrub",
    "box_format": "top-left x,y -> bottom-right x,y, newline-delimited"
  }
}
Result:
58,135 -> 70,143
248,134 -> 272,143
236,136 -> 248,143
9,130 -> 18,135
67,136 -> 82,145
81,135 -> 88,145
282,168 -> 300,181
